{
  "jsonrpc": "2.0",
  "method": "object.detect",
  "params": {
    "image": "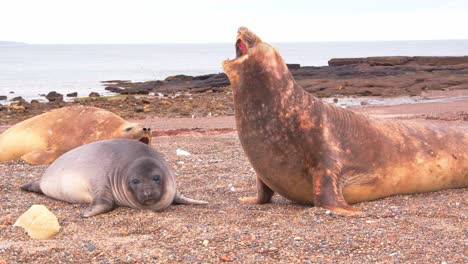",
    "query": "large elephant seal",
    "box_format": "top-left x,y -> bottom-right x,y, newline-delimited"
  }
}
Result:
223,27 -> 468,214
21,139 -> 207,217
0,106 -> 151,165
